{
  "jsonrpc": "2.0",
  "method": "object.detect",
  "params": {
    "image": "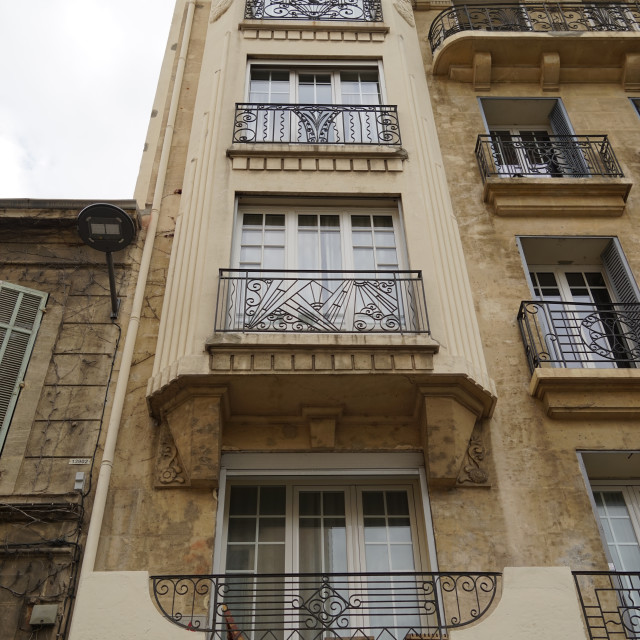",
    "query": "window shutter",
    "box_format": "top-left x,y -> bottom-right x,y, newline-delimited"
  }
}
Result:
0,282 -> 47,453
601,239 -> 640,304
549,101 -> 589,176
